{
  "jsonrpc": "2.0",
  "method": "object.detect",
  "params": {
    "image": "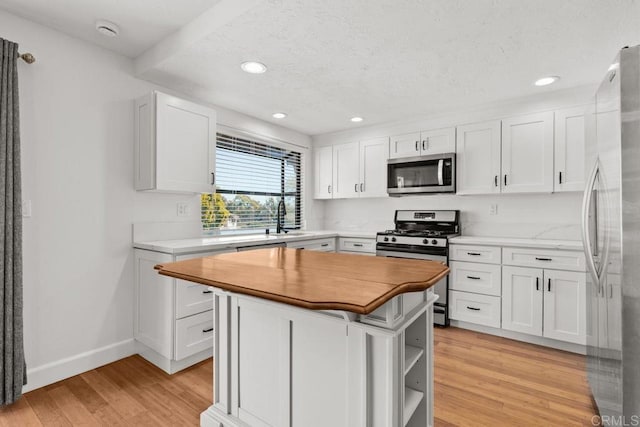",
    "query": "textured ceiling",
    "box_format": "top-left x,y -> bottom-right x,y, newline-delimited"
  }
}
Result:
0,0 -> 220,57
145,0 -> 640,135
3,0 -> 640,135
